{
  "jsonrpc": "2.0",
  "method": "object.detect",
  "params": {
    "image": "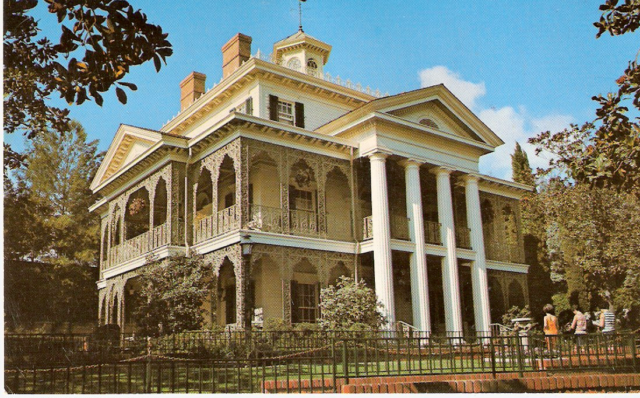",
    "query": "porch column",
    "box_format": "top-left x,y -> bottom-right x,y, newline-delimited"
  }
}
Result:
369,152 -> 395,326
399,159 -> 431,333
433,167 -> 463,336
463,174 -> 491,335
